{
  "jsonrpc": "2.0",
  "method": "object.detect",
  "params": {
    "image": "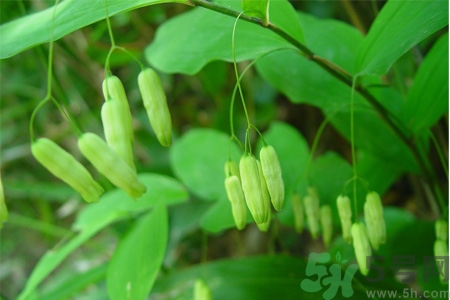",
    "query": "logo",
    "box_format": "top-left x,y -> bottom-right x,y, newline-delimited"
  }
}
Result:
301,251 -> 359,300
